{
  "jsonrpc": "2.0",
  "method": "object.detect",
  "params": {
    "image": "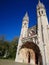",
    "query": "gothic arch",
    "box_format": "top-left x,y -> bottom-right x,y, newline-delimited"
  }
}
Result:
19,41 -> 43,65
